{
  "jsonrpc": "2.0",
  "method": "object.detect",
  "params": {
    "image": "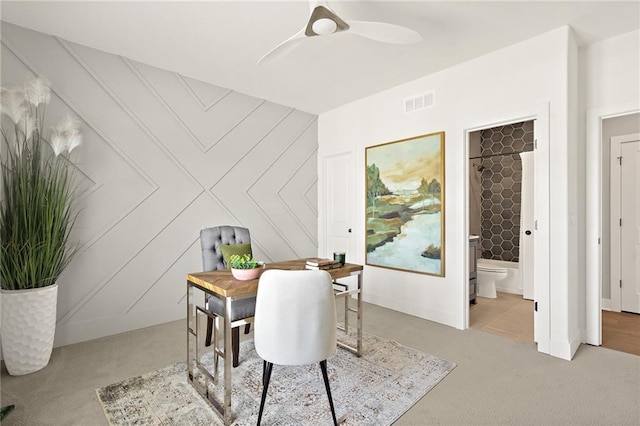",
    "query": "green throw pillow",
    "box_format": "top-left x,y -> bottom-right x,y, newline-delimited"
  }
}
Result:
220,243 -> 252,269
